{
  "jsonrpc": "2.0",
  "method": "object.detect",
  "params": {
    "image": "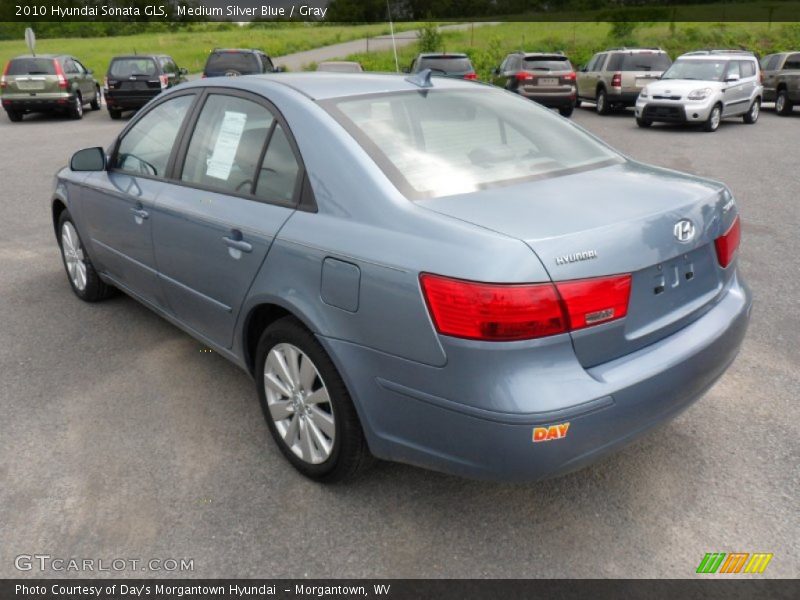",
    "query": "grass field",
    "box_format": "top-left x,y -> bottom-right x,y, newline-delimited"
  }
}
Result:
333,21 -> 800,79
0,23 -> 424,75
